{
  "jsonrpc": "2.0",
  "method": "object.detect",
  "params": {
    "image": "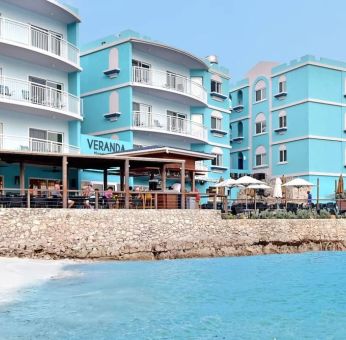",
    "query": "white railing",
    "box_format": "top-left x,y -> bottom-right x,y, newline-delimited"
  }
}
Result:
0,16 -> 79,66
0,76 -> 81,116
195,161 -> 208,172
132,67 -> 207,103
132,111 -> 207,141
0,135 -> 80,154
